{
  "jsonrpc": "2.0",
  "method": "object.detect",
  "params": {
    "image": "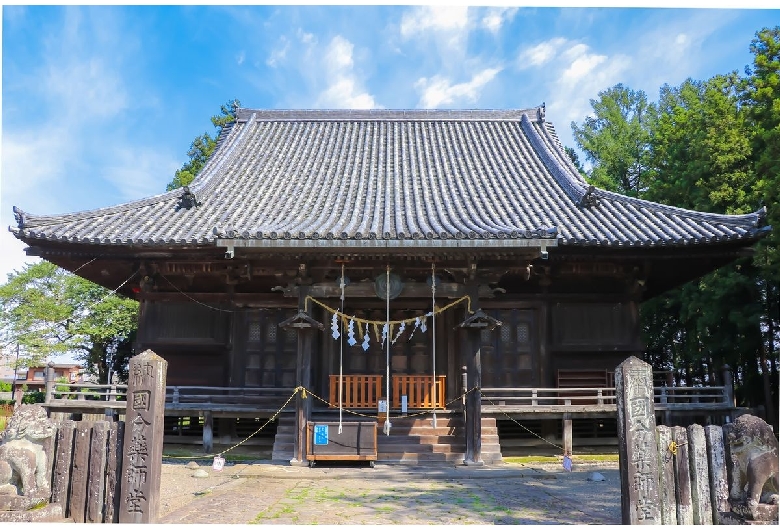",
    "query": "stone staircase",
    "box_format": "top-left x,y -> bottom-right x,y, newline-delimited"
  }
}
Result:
270,414 -> 296,461
376,414 -> 502,464
271,412 -> 502,465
